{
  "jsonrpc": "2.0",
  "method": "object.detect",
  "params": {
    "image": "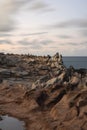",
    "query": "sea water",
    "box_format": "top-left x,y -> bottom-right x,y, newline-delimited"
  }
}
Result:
63,57 -> 87,69
0,115 -> 25,130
